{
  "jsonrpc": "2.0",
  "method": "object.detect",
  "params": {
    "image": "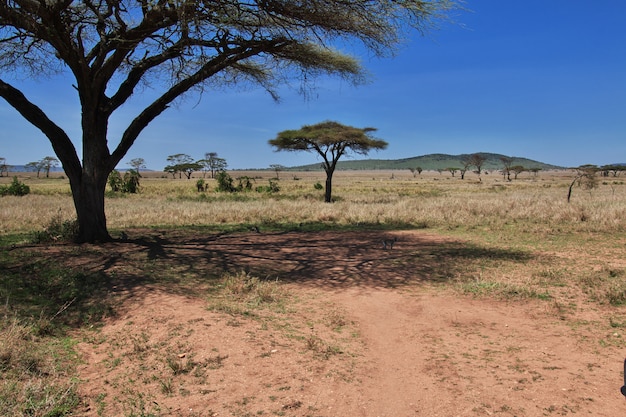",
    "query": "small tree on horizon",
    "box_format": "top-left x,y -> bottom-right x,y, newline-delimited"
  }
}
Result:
468,153 -> 487,178
270,164 -> 285,179
0,157 -> 7,177
199,152 -> 228,179
128,158 -> 146,172
269,121 -> 387,202
500,156 -> 512,181
567,165 -> 598,203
